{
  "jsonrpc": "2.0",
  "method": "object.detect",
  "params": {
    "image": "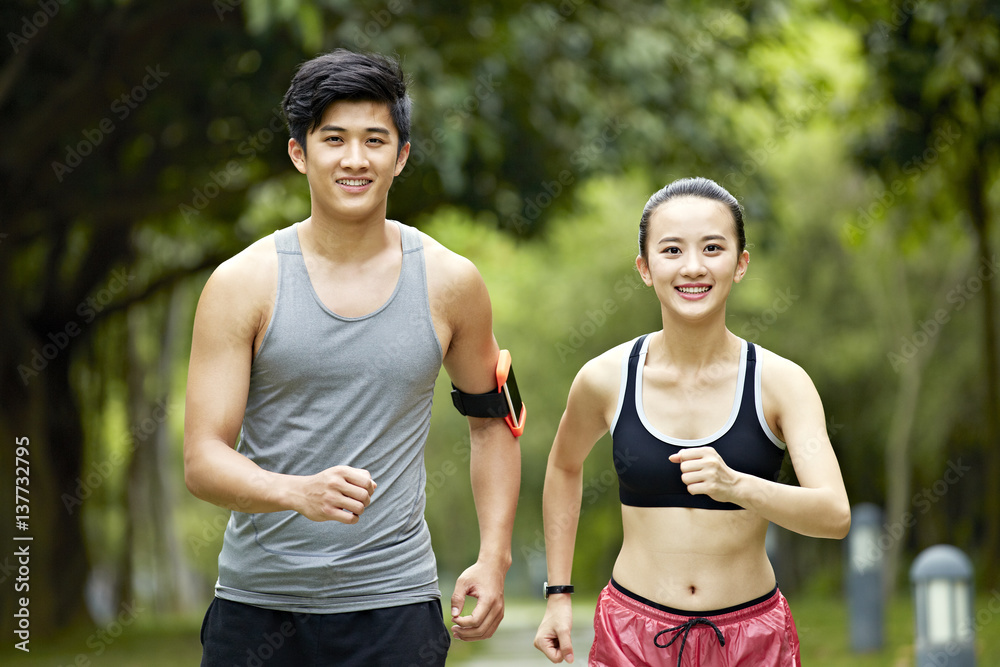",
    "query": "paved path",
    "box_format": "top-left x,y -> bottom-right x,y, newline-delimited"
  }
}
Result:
453,601 -> 595,665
